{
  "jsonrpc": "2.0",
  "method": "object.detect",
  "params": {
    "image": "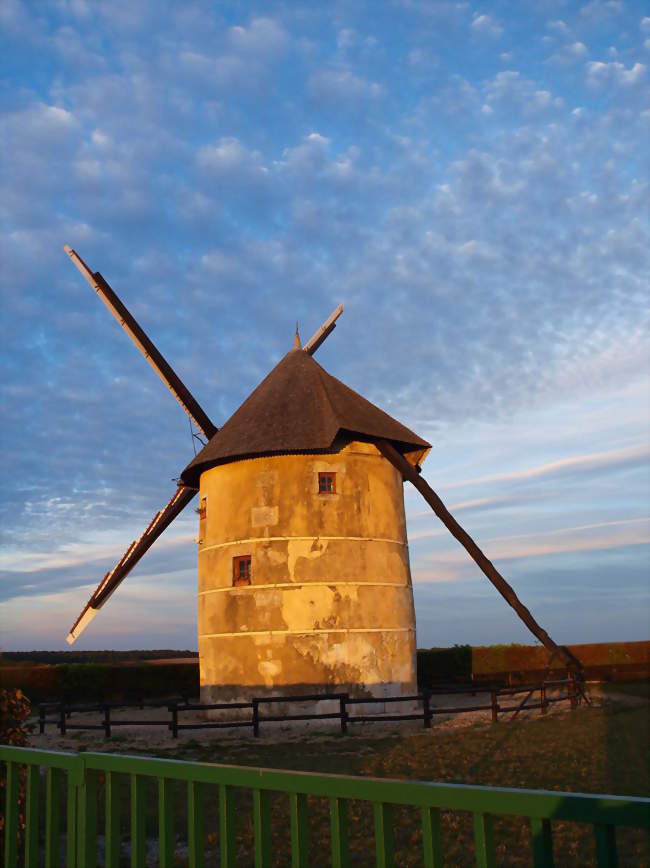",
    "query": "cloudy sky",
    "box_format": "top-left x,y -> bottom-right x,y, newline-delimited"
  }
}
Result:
1,0 -> 648,652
